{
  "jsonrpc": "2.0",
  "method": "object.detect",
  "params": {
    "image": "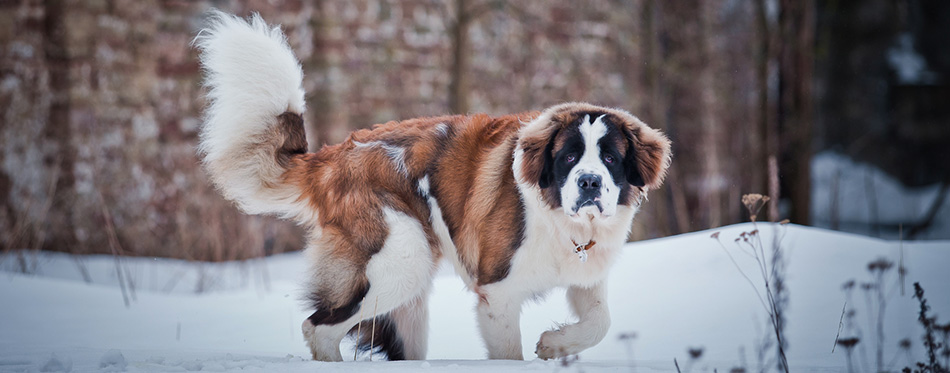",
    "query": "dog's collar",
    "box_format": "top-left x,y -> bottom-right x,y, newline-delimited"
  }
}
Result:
571,239 -> 596,263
